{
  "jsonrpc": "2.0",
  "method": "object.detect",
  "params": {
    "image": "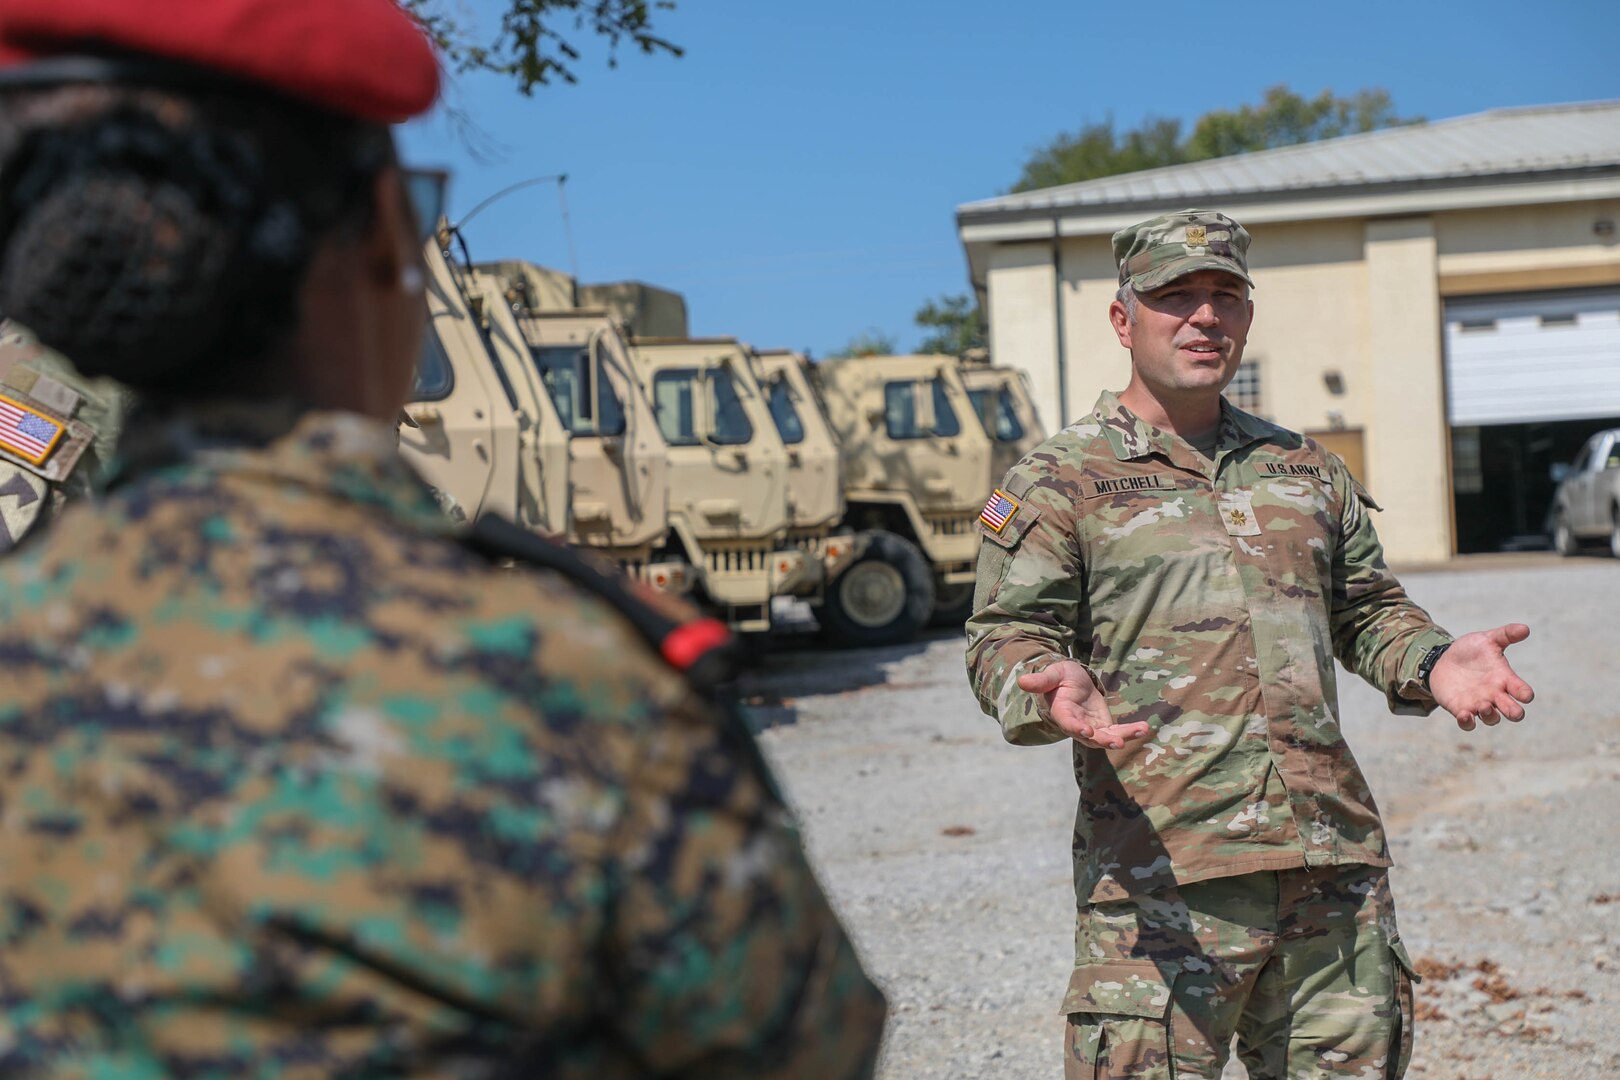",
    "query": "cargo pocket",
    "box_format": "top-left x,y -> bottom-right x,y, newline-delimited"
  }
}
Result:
1387,938 -> 1421,1080
1059,960 -> 1174,1079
